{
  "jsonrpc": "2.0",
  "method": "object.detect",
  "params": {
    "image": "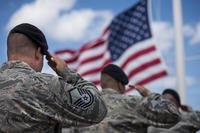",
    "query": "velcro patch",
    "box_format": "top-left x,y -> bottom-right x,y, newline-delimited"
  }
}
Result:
69,88 -> 94,110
